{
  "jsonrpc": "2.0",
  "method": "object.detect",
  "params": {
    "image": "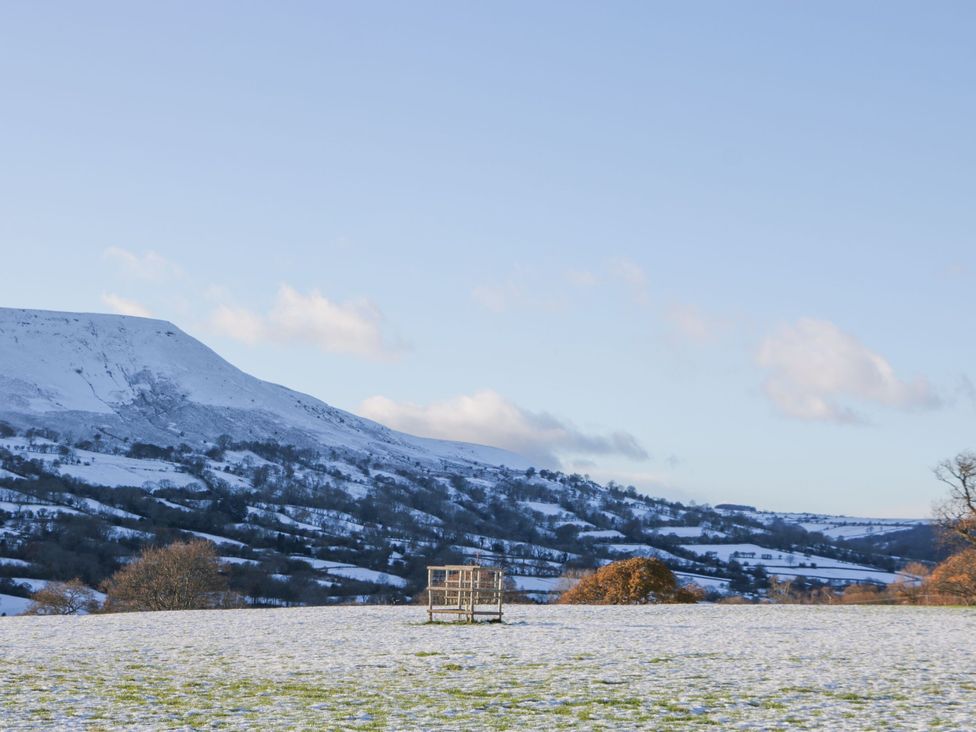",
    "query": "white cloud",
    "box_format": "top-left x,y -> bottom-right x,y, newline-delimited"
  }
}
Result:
606,257 -> 649,304
757,318 -> 940,423
665,303 -> 722,344
471,276 -> 567,314
359,389 -> 648,467
103,247 -> 182,281
471,280 -> 523,313
565,269 -> 599,288
210,304 -> 266,345
210,285 -> 403,360
665,303 -> 739,345
472,259 -> 646,314
100,293 -> 153,318
607,257 -> 646,287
